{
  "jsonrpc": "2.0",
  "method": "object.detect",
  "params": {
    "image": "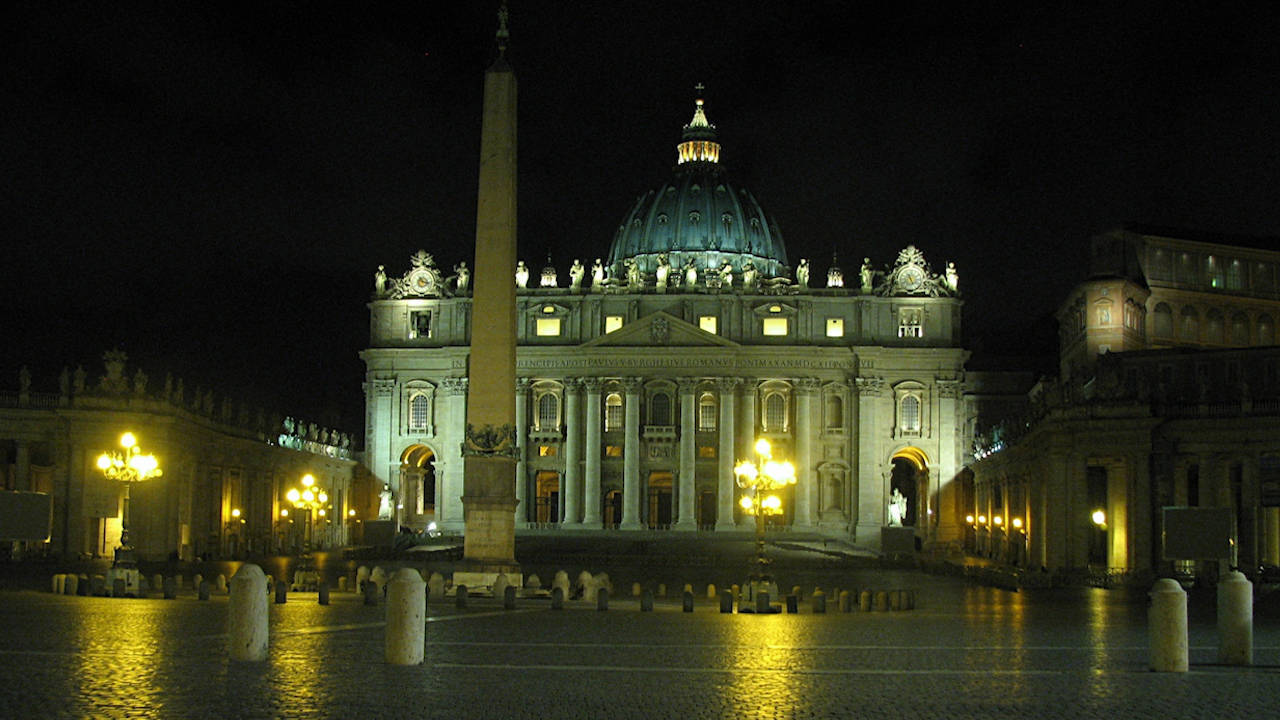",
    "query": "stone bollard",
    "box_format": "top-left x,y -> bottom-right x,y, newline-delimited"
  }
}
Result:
193,574 -> 203,593
52,574 -> 64,594
275,580 -> 288,604
338,576 -> 348,592
874,591 -> 888,612
64,574 -> 78,596
707,584 -> 716,599
428,572 -> 445,599
112,577 -> 126,598
683,590 -> 694,613
906,589 -> 916,610
91,575 -> 106,596
730,584 -> 740,603
889,590 -> 902,611
77,574 -> 89,596
1149,578 -> 1189,672
812,590 -> 826,614
597,588 -> 609,611
551,586 -> 564,610
683,583 -> 693,595
503,585 -> 517,610
153,574 -> 164,593
265,575 -> 274,595
641,590 -> 654,612
455,585 -> 468,609
363,580 -> 379,606
657,583 -> 666,598
163,576 -> 176,599
553,570 -> 570,599
526,574 -> 542,591
792,585 -> 802,602
229,564 -> 269,662
198,580 -> 210,601
719,592 -> 734,613
386,568 -> 426,666
632,582 -> 642,597
318,581 -> 330,606
356,566 -> 370,591
493,574 -> 511,602
839,591 -> 851,613
755,590 -> 771,614
577,571 -> 594,600
1218,570 -> 1253,666
859,590 -> 871,612
785,595 -> 798,614
370,567 -> 388,598
216,574 -> 228,594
